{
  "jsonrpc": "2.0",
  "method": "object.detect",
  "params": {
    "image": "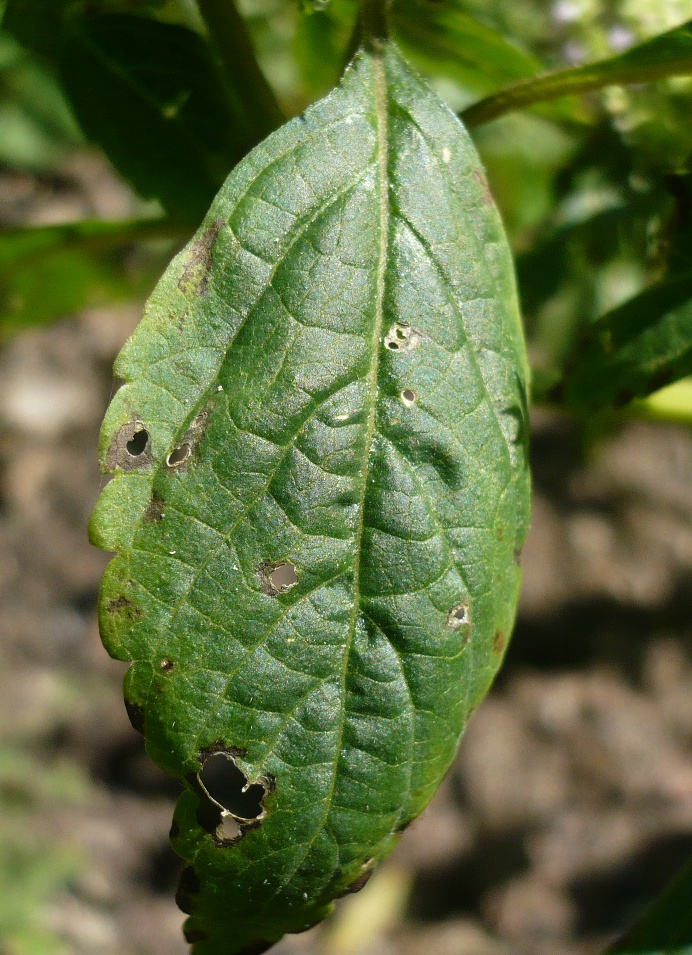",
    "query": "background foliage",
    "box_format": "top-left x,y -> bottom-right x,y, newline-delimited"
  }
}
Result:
1,0 -> 692,951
